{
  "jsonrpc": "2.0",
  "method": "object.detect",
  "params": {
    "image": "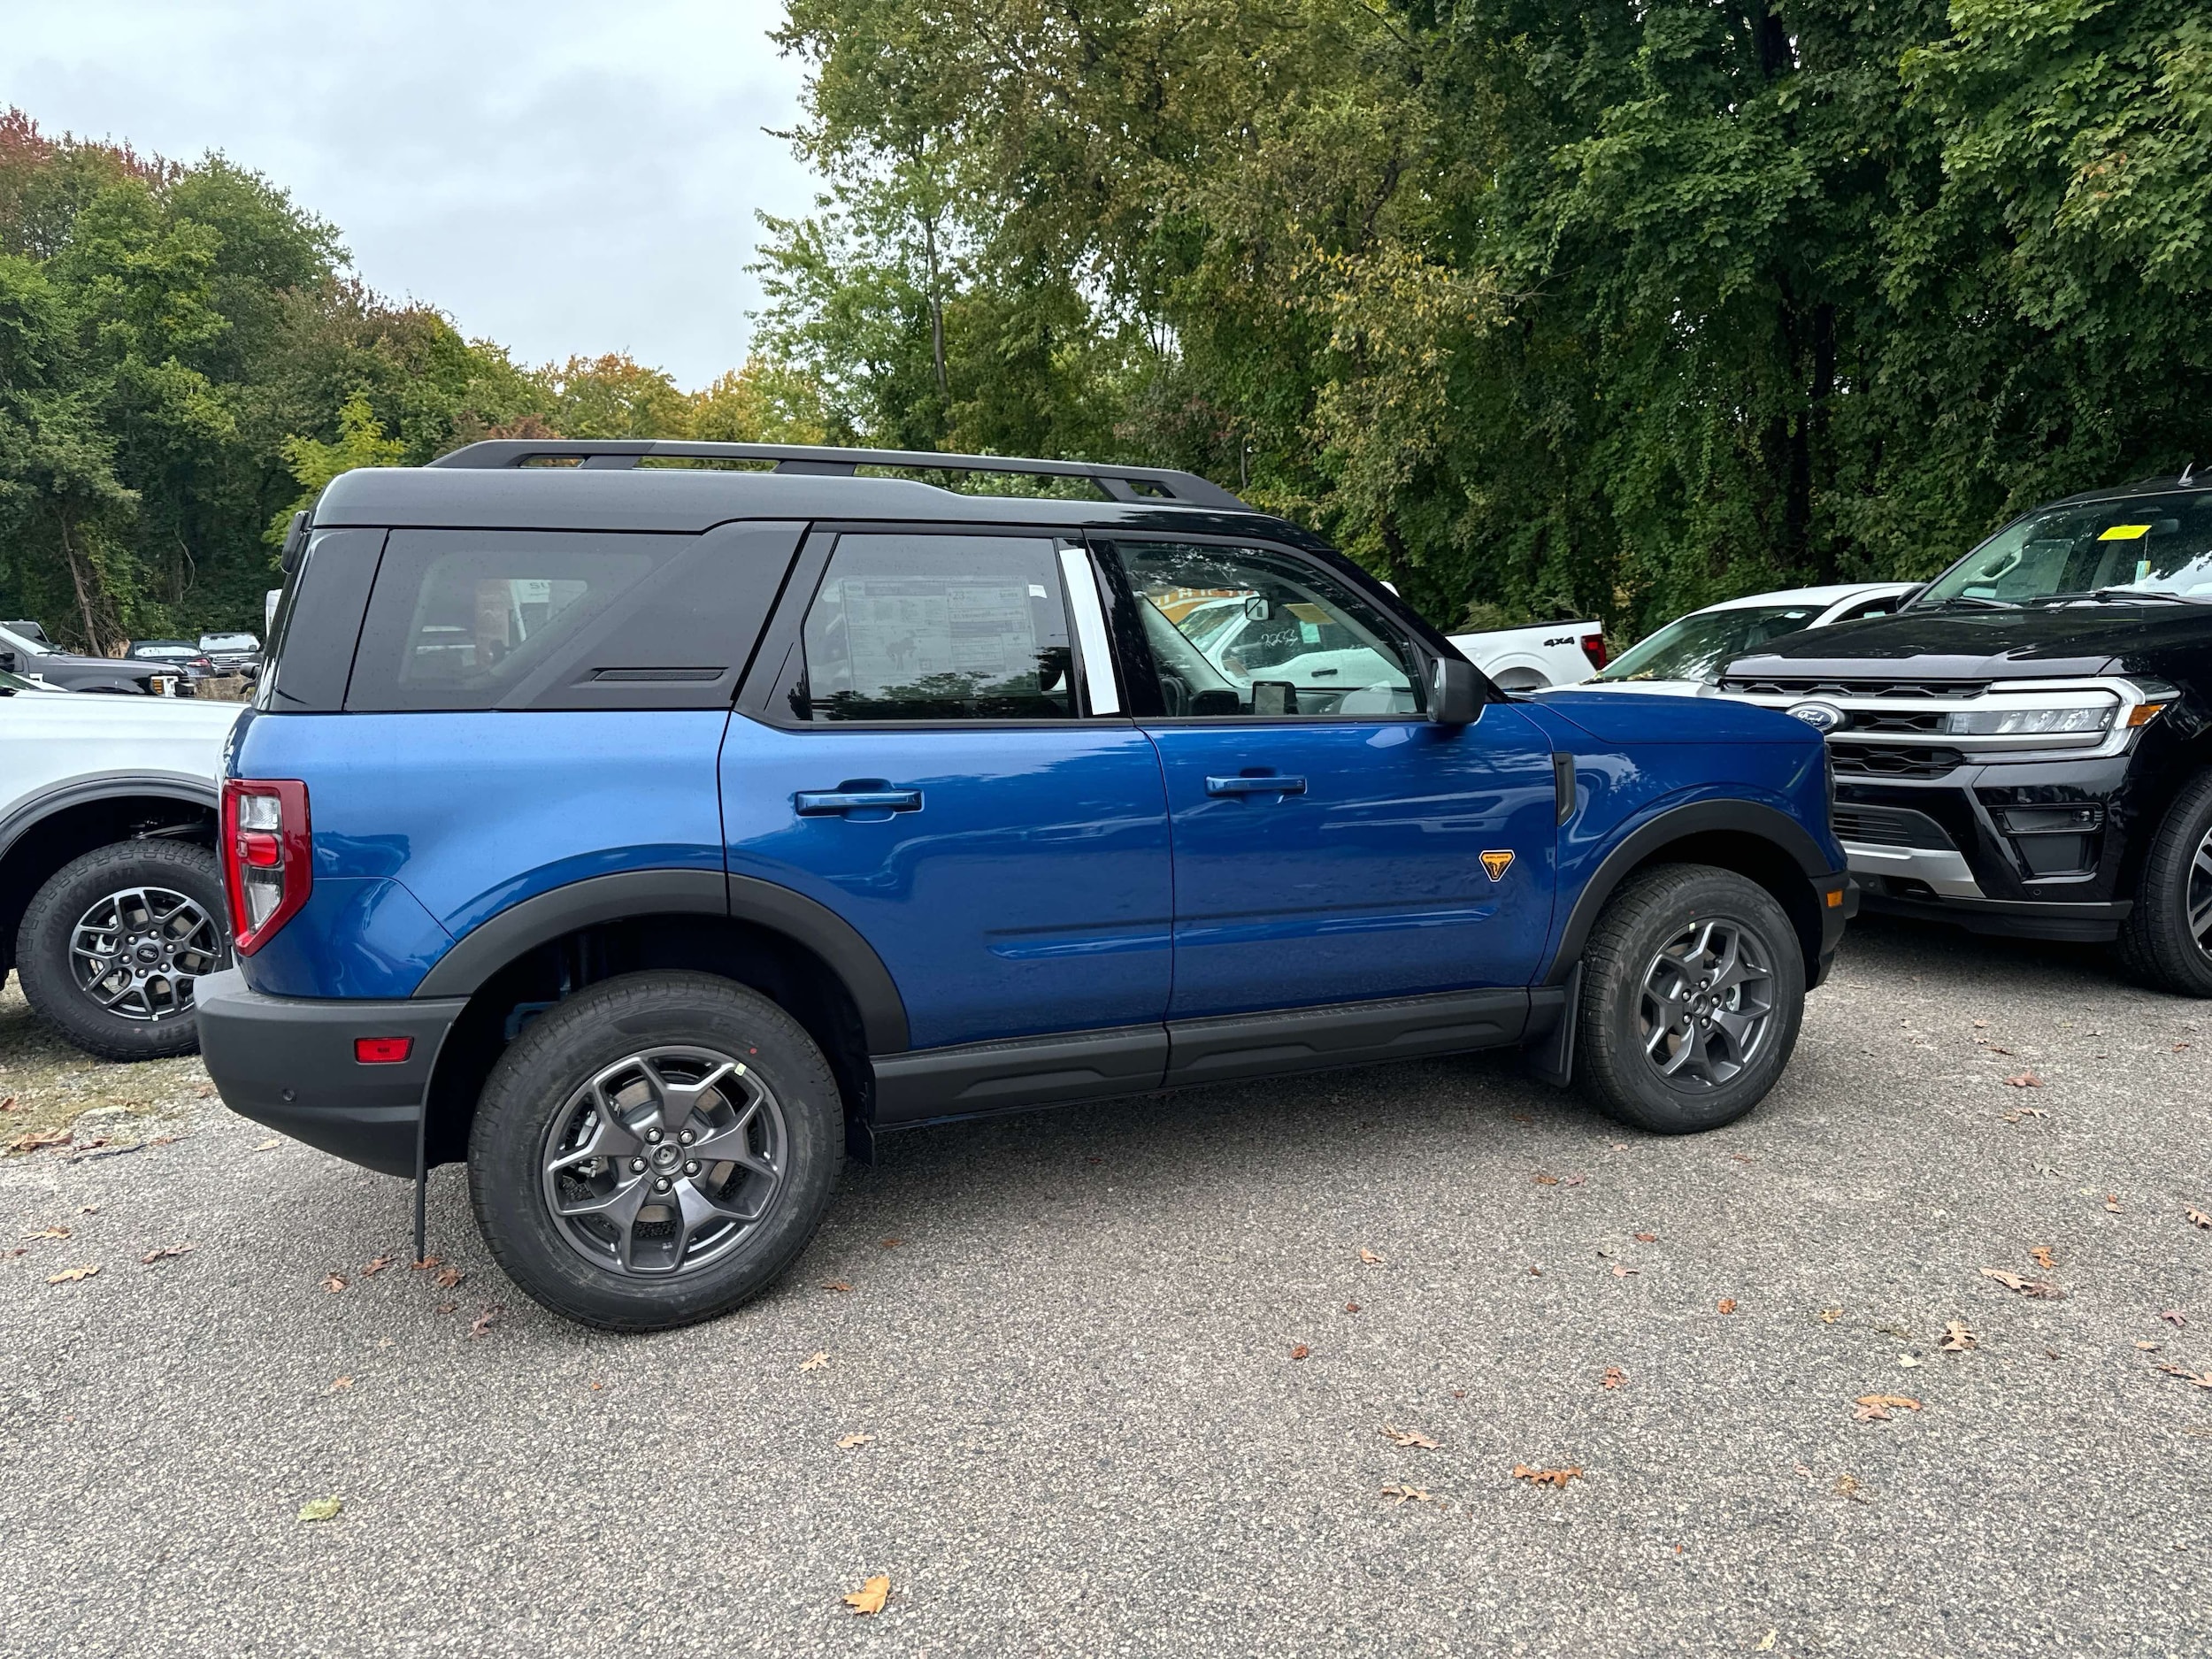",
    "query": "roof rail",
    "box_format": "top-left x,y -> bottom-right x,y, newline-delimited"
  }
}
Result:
427,439 -> 1251,511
